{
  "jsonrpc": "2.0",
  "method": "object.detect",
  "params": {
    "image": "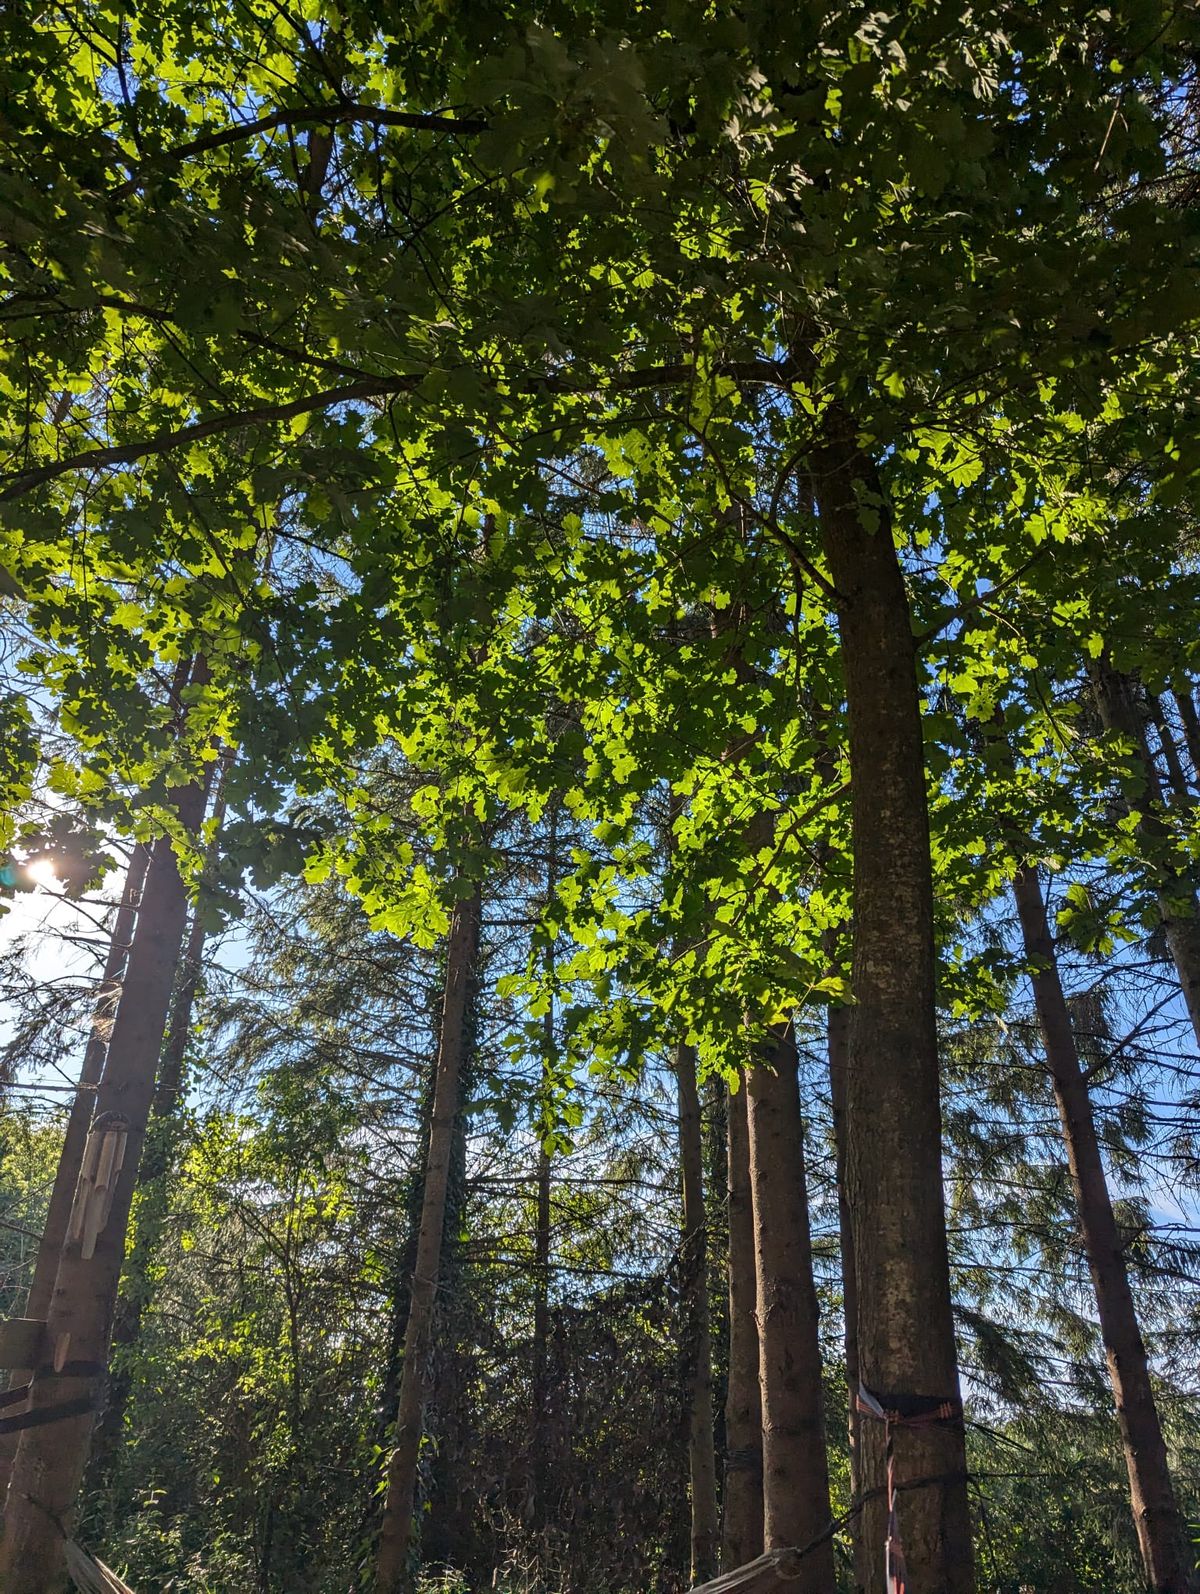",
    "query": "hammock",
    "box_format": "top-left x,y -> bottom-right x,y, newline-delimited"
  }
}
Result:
64,1539 -> 137,1594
